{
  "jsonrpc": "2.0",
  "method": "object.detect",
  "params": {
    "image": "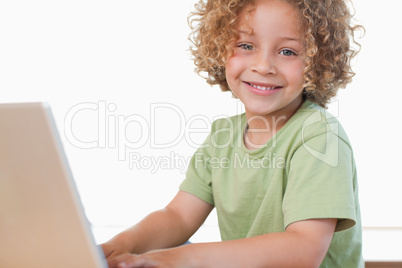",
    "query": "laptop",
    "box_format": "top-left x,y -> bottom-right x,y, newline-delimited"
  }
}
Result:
0,103 -> 108,268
